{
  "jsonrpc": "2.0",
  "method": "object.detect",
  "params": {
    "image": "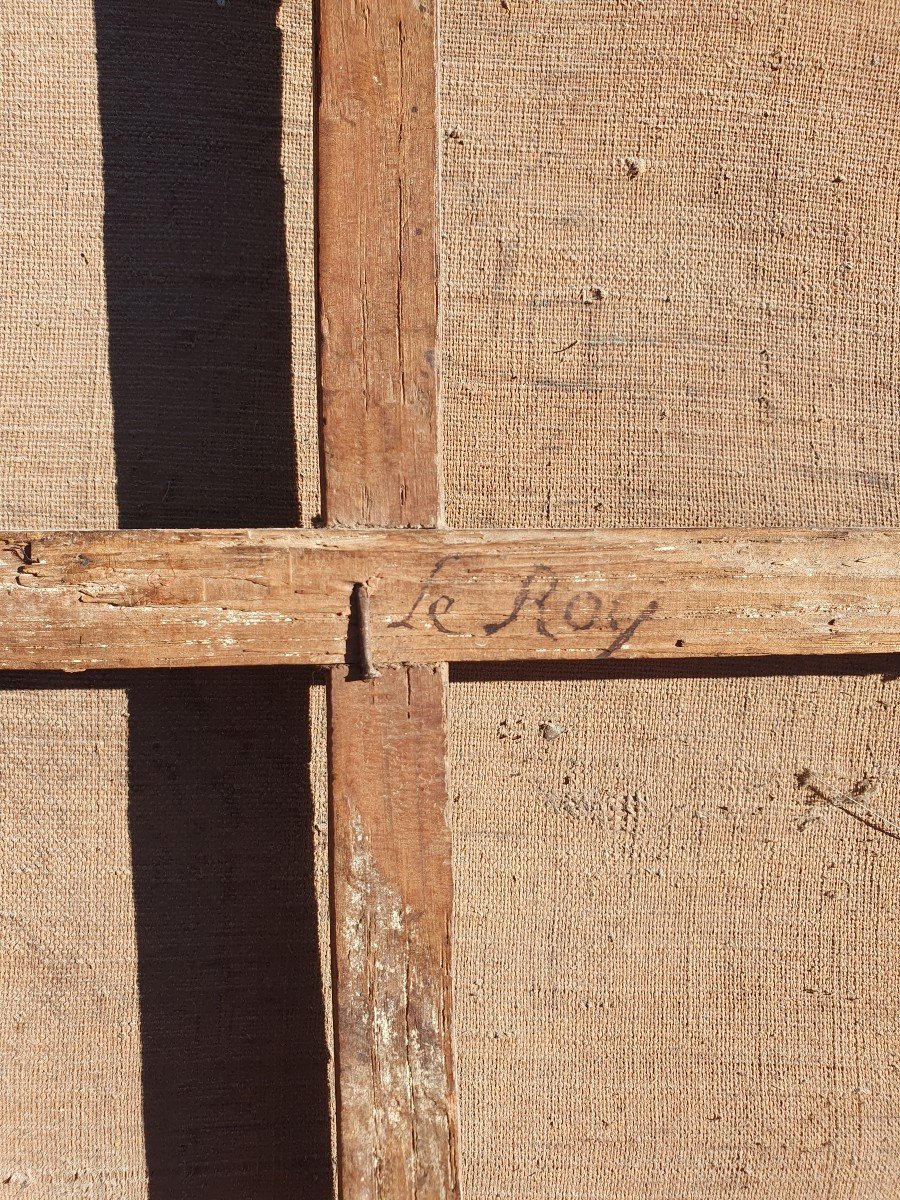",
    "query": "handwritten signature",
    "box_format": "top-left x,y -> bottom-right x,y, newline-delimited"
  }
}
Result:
389,555 -> 659,657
